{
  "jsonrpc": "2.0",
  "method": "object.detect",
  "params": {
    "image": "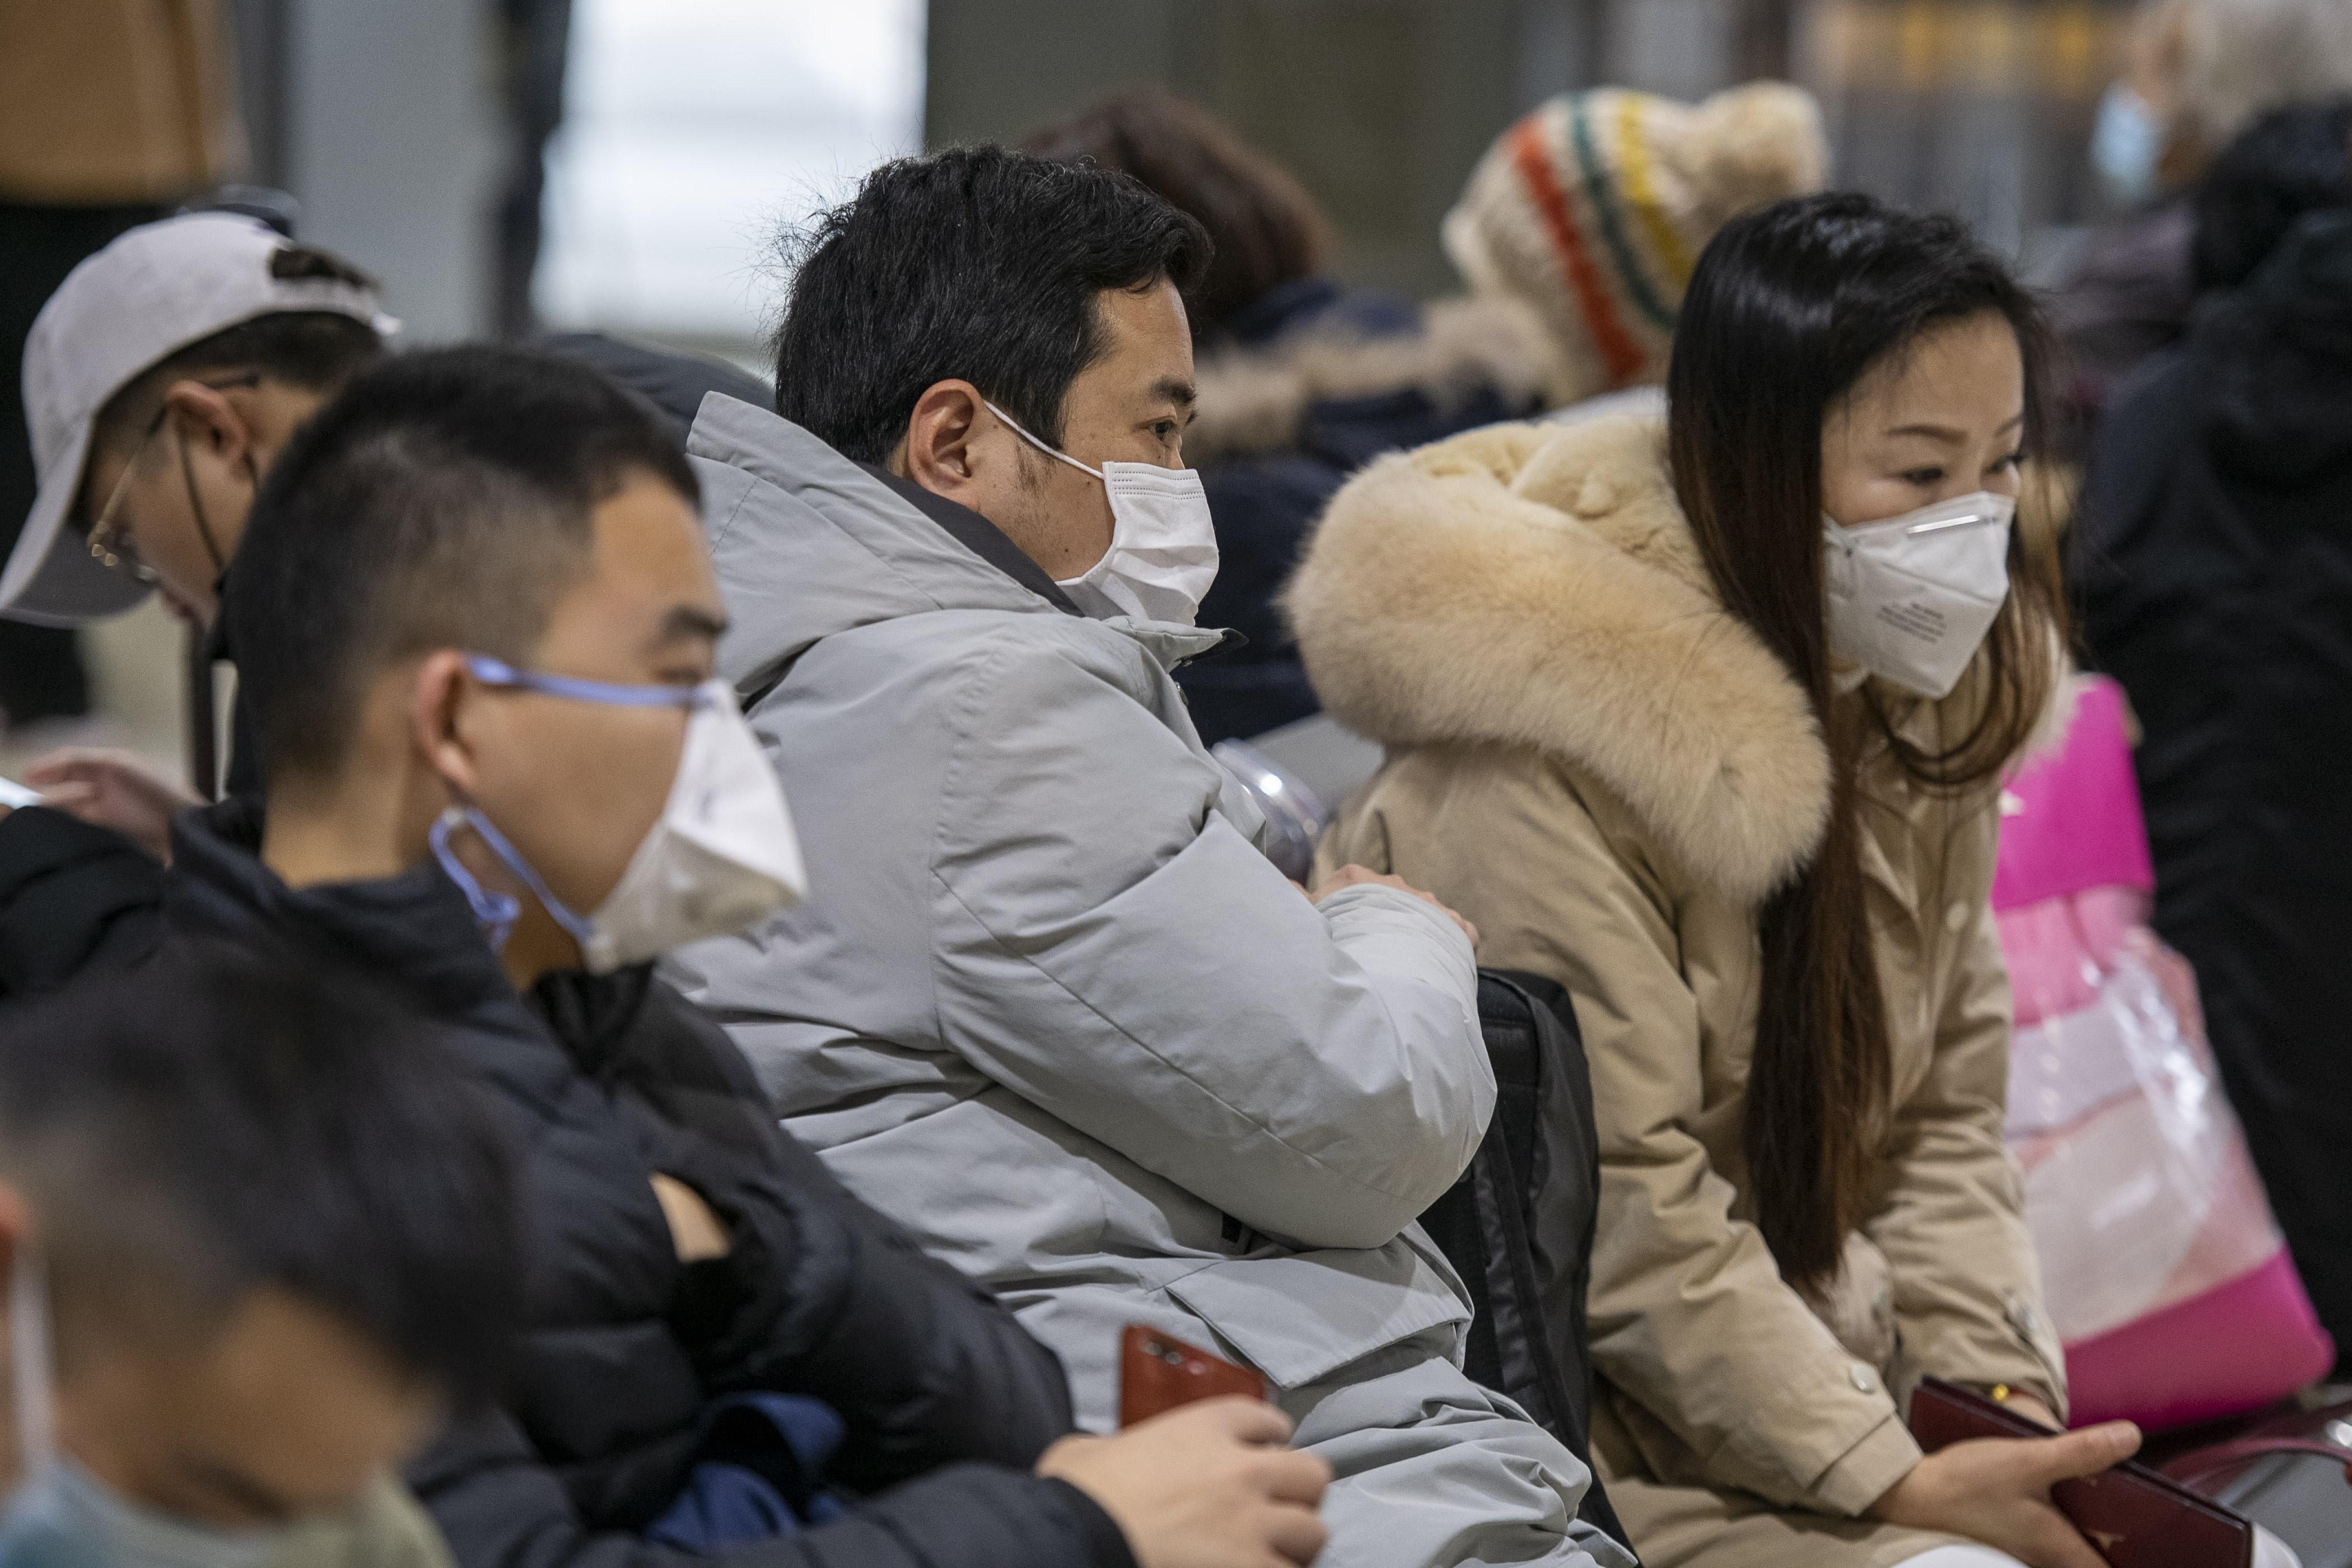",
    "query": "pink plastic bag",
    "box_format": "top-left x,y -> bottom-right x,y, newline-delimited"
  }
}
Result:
1996,678 -> 2334,1431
